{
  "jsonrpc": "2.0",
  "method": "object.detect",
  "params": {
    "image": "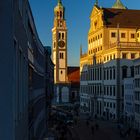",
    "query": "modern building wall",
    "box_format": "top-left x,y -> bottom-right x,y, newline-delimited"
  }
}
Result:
27,3 -> 46,140
44,46 -> 54,130
0,0 -> 28,140
0,0 -> 53,140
